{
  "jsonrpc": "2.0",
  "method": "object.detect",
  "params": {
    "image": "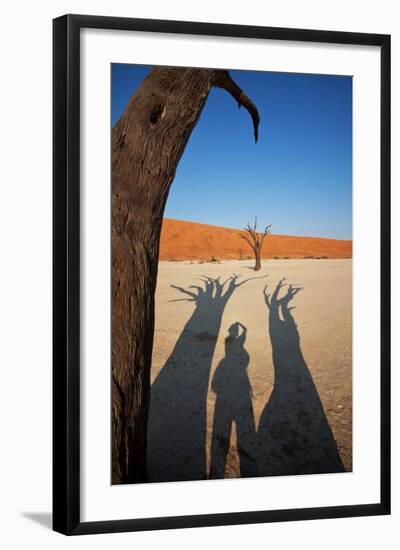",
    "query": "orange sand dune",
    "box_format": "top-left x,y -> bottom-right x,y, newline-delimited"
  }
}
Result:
159,218 -> 352,261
